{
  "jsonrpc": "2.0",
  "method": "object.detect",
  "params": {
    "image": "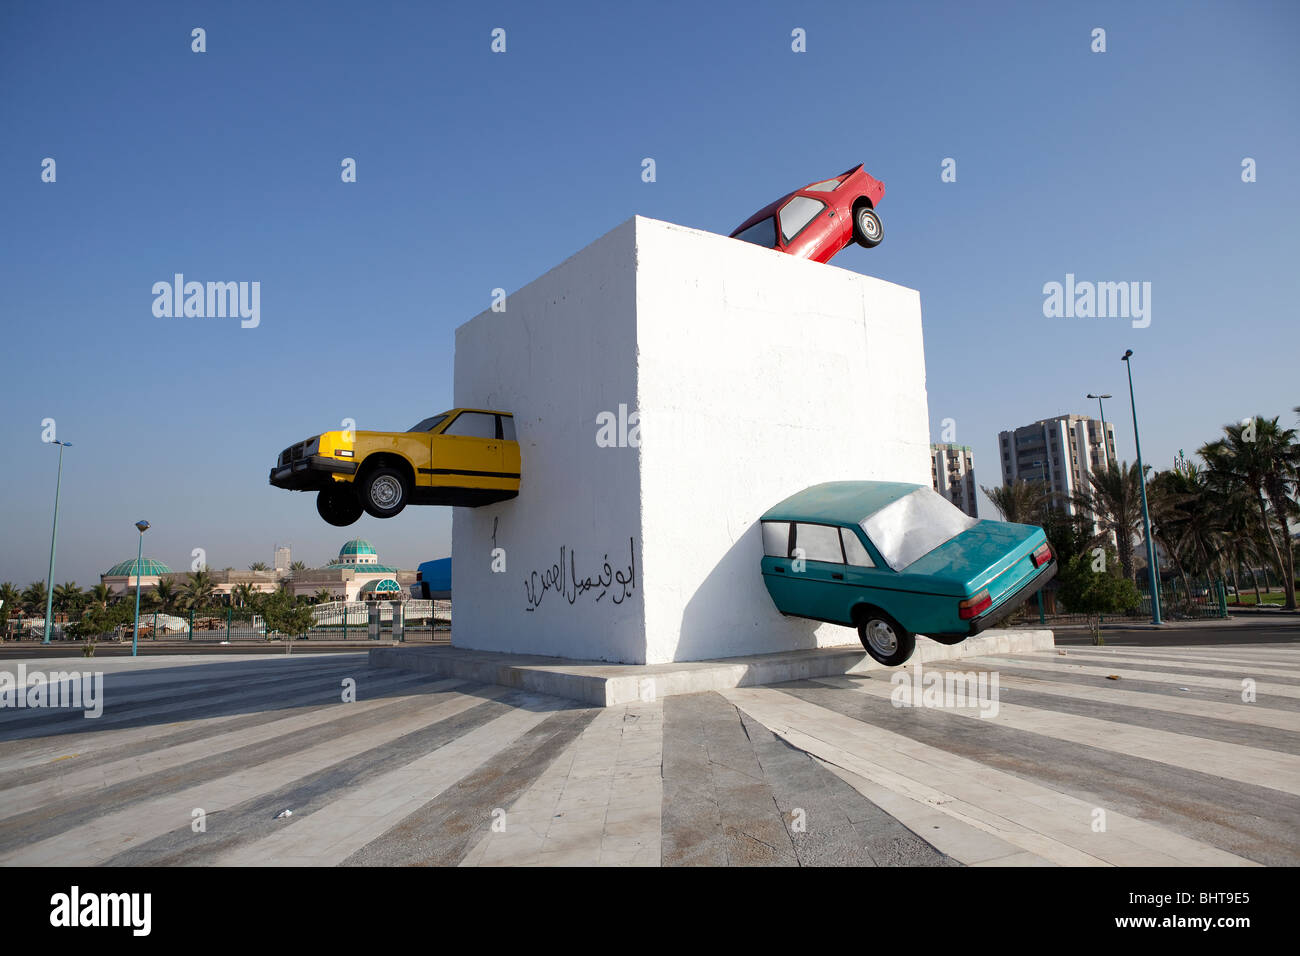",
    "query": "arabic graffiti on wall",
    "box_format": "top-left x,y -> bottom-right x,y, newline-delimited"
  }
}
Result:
524,536 -> 637,611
